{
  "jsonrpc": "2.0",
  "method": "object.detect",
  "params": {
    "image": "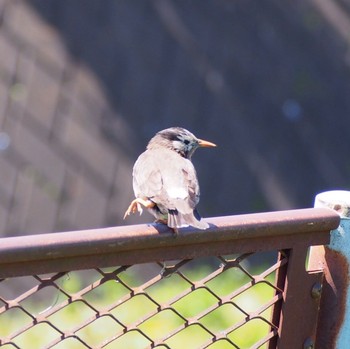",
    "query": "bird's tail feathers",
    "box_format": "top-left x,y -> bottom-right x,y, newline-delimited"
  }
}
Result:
168,209 -> 209,230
